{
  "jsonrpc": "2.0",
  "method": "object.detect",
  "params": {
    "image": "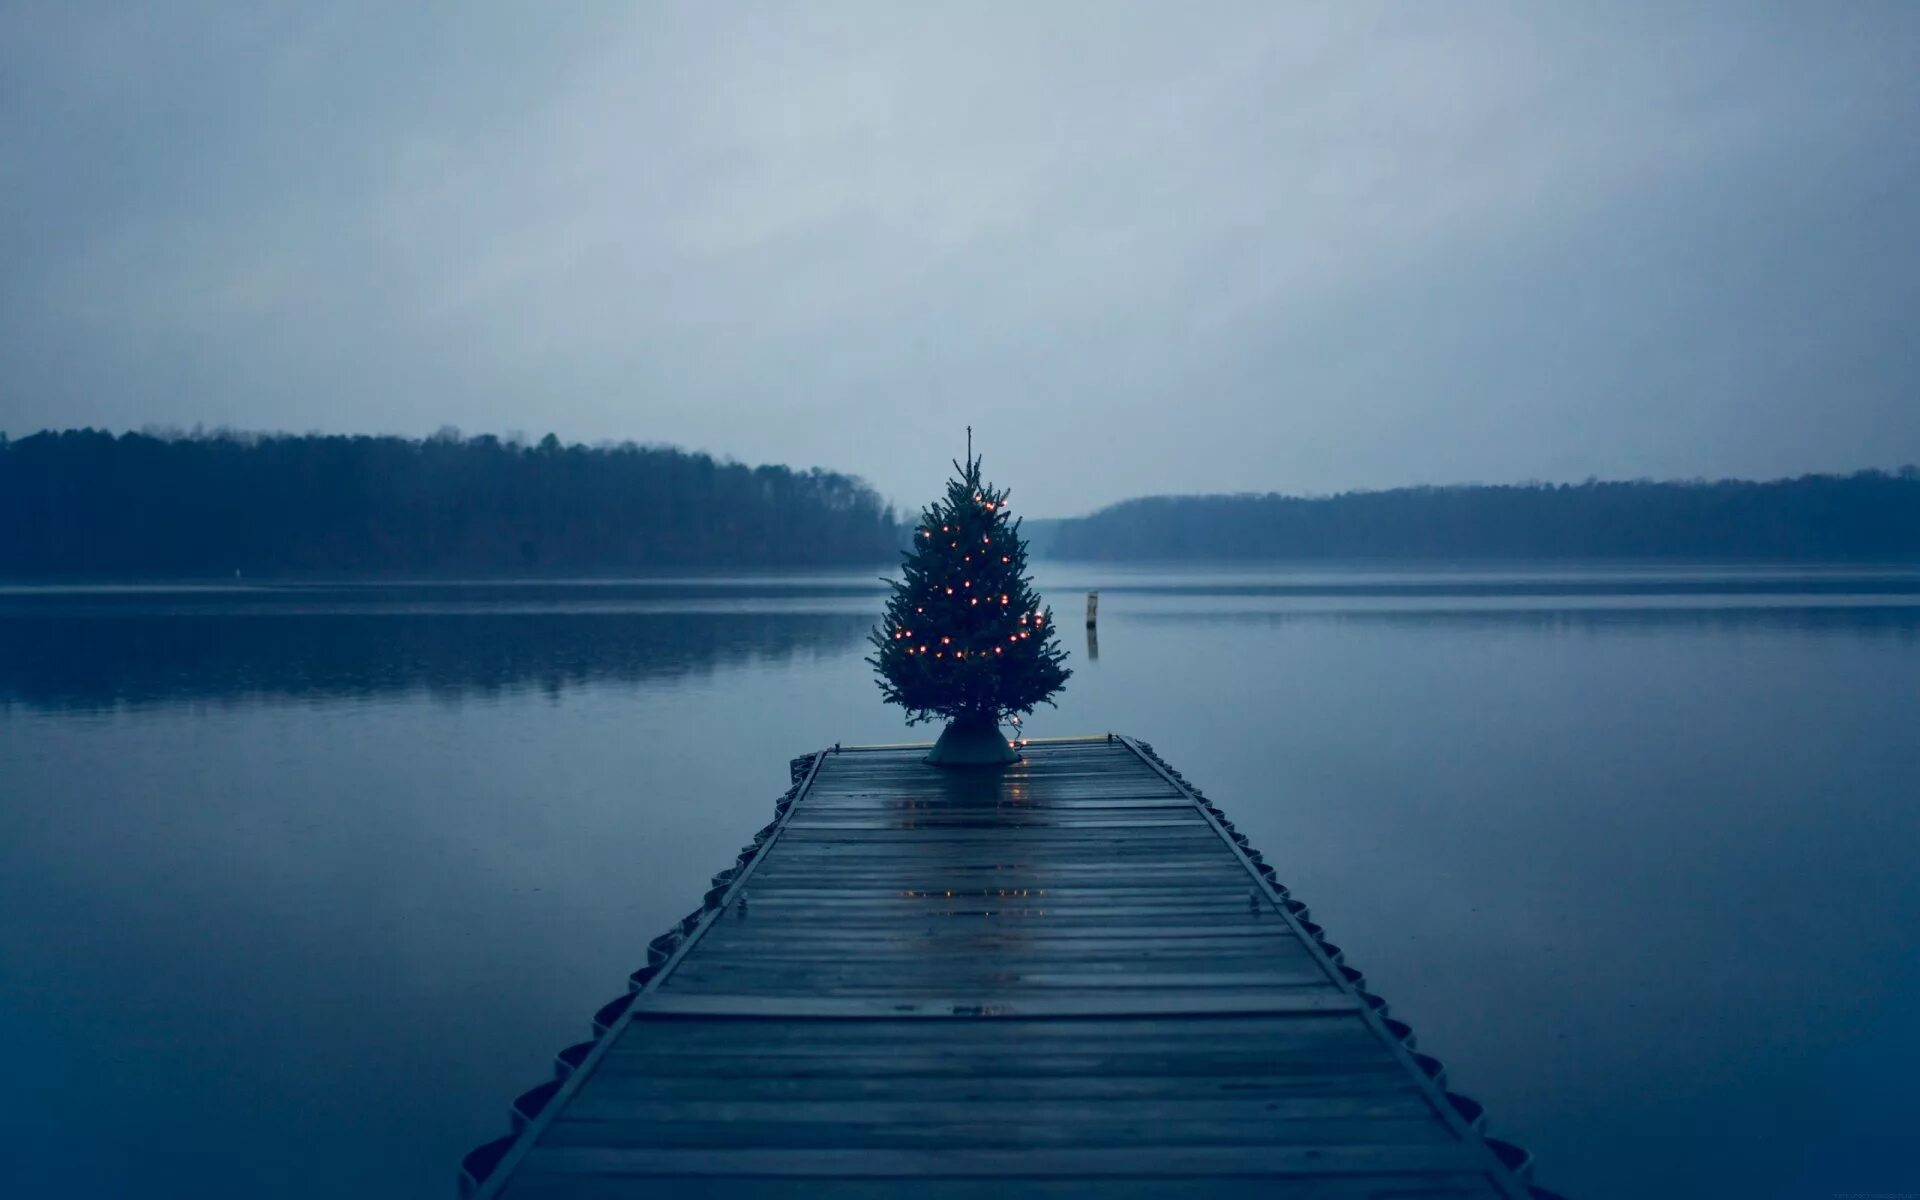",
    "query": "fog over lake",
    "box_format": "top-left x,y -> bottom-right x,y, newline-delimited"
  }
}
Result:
7,4 -> 1918,1195
2,565 -> 1916,1199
